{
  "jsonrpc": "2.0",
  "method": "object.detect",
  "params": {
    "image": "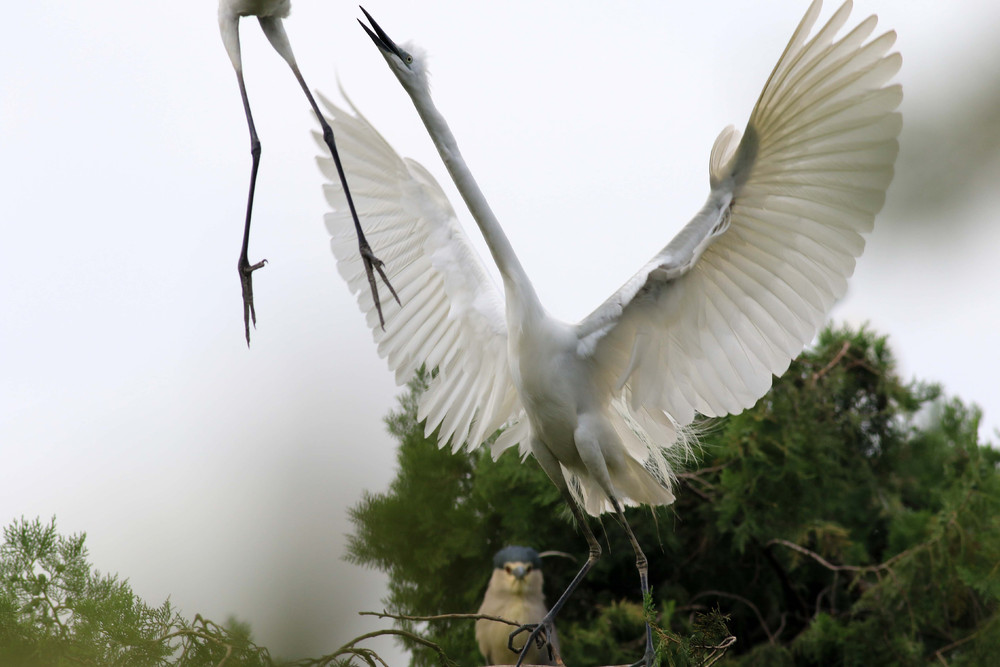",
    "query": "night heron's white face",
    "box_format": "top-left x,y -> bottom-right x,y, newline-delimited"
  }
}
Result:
498,559 -> 544,597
